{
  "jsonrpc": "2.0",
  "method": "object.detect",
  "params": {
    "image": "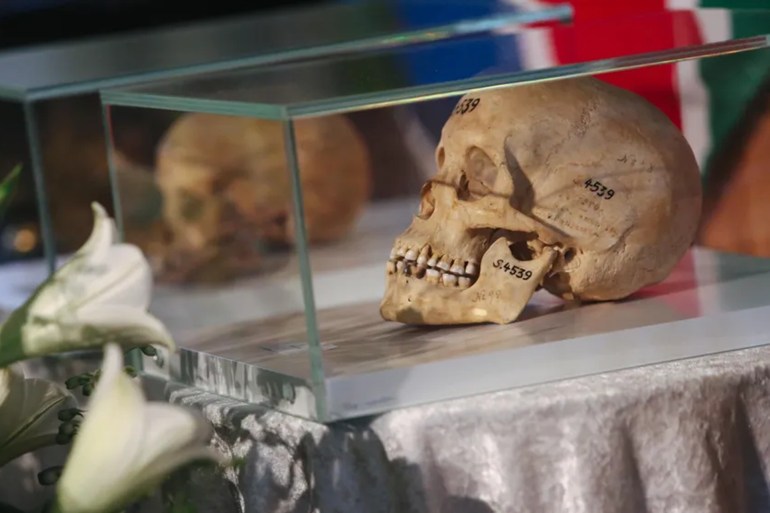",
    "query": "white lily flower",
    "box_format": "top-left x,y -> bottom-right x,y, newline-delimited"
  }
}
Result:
0,365 -> 76,467
0,203 -> 174,367
54,344 -> 225,513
